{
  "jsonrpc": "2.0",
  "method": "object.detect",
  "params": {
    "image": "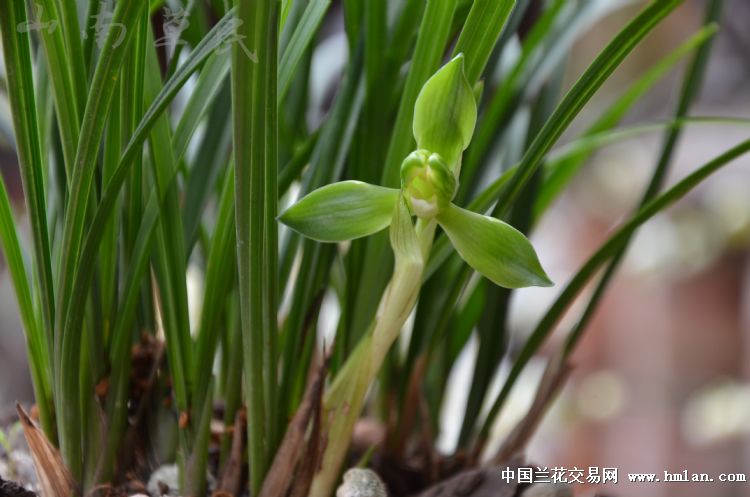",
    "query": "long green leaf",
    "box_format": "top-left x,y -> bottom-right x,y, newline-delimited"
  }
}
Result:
172,52 -> 231,163
232,0 -> 279,492
534,24 -> 718,217
56,0 -> 87,111
561,0 -> 723,361
98,195 -> 160,482
493,0 -> 683,217
452,0 -> 515,84
189,169 -> 236,494
476,136 -> 750,450
0,1 -> 57,432
193,168 -> 236,414
278,0 -> 331,101
182,87 -> 233,249
143,37 -> 192,427
55,1 -> 145,477
0,177 -> 53,436
61,11 -> 240,391
32,0 -> 83,182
